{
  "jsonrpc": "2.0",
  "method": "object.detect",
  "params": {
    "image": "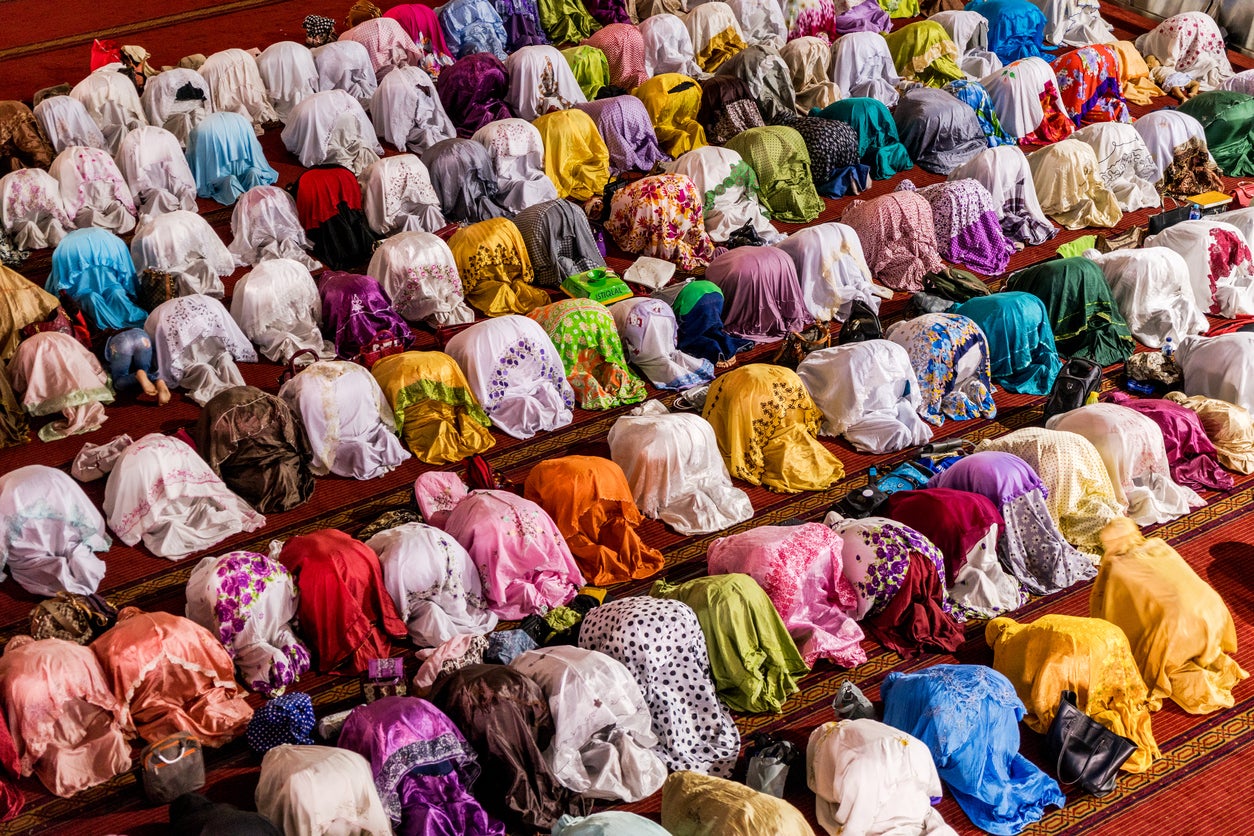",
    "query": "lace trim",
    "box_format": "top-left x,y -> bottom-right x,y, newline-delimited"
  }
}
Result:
120,651 -> 240,718
392,379 -> 492,428
703,160 -> 768,218
24,385 -> 114,417
376,735 -> 477,821
906,41 -> 959,78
